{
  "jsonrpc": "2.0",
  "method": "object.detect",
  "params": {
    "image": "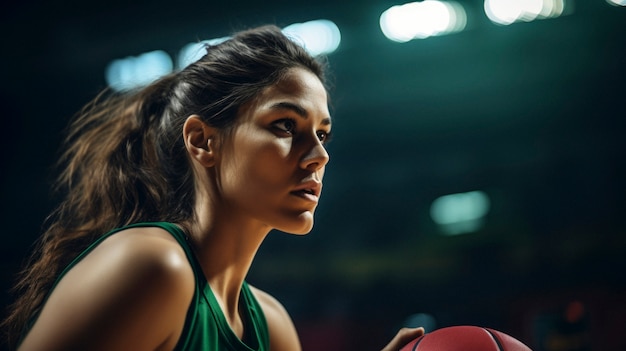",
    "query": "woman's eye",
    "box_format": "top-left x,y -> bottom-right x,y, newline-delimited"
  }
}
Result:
317,130 -> 332,144
274,119 -> 296,134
